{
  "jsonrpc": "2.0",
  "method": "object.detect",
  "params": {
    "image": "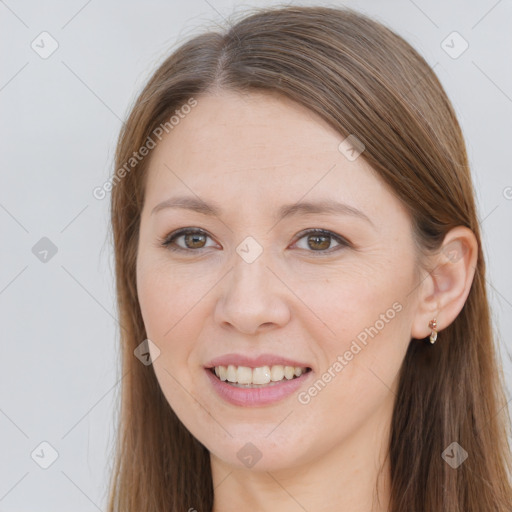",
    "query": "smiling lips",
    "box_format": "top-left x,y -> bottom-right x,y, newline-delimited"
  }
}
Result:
205,354 -> 313,406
